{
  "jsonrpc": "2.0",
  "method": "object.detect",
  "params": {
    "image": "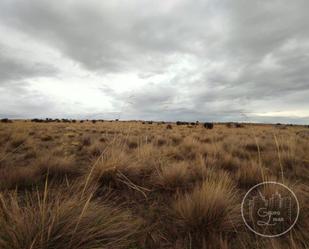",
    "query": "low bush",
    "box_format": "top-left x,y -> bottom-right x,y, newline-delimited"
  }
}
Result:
203,122 -> 214,129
